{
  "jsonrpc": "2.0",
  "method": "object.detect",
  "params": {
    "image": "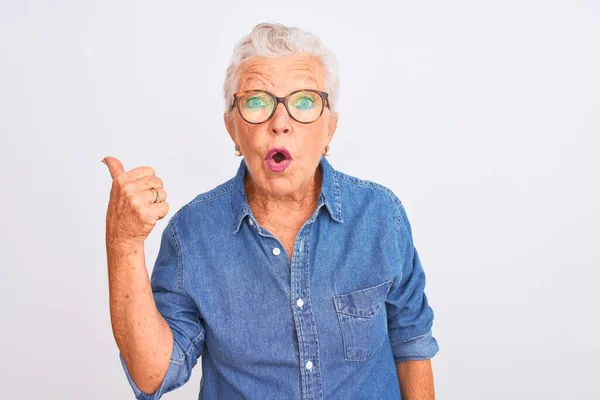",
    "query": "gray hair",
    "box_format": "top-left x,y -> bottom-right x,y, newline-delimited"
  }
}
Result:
223,22 -> 340,113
